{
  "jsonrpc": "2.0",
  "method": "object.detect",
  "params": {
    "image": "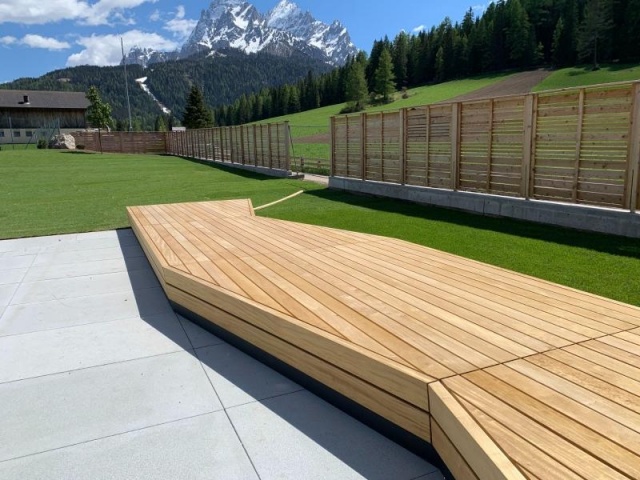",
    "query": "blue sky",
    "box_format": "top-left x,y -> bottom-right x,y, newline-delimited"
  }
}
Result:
0,0 -> 487,83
